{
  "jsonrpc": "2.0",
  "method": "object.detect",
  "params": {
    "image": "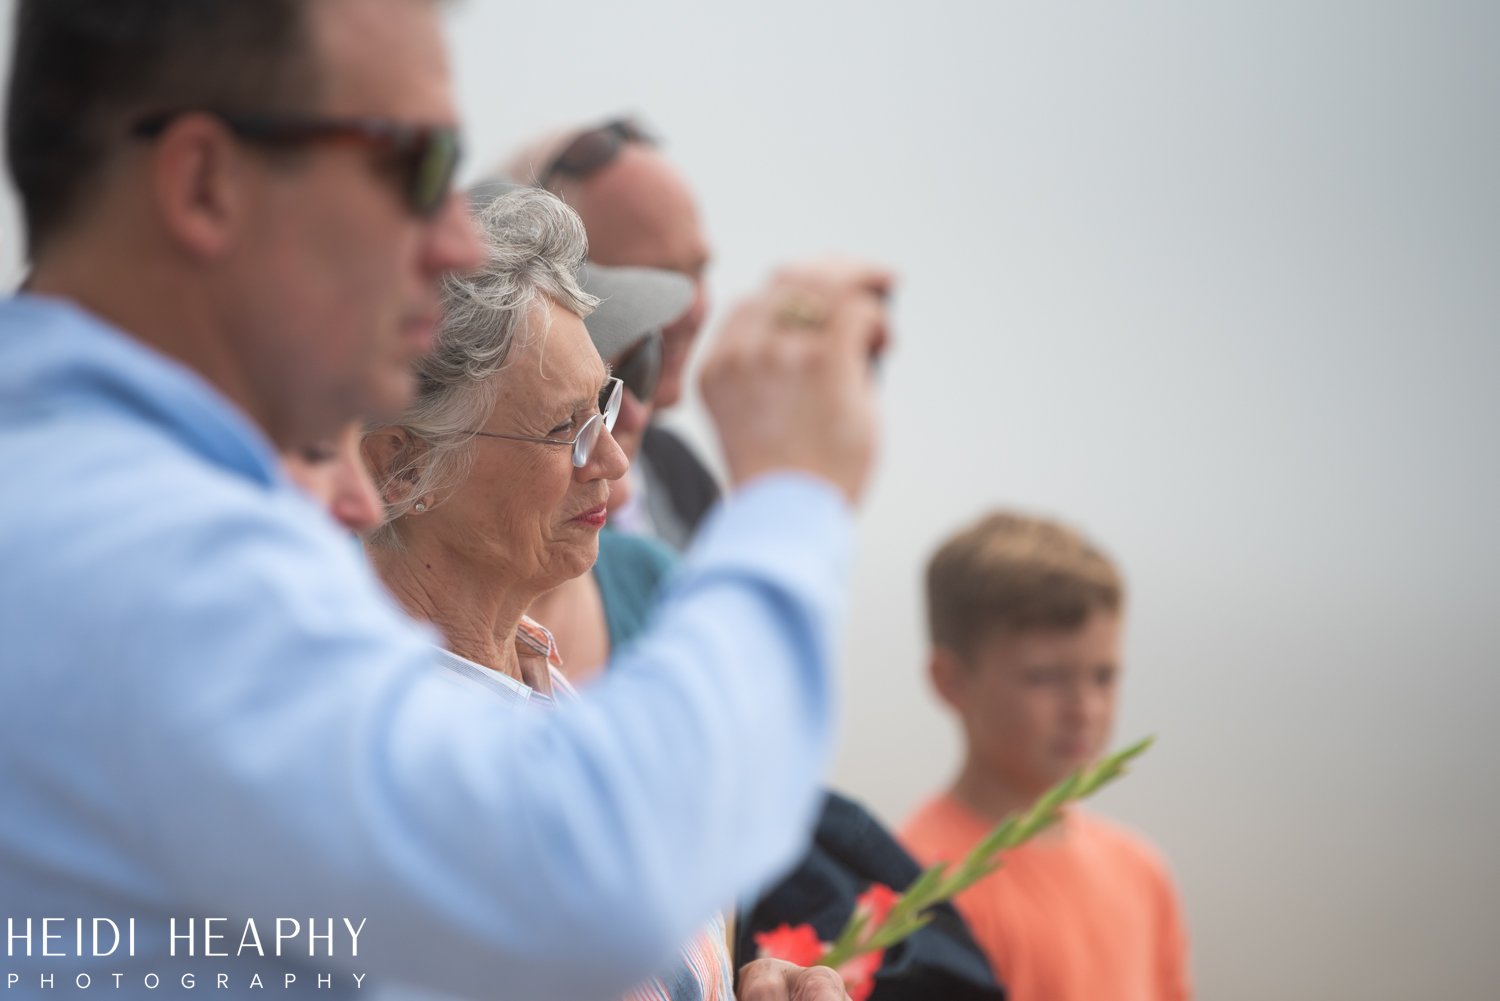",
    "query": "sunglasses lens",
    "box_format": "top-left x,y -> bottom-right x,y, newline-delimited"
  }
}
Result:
543,120 -> 656,186
411,129 -> 460,215
554,128 -> 621,177
614,120 -> 655,145
615,337 -> 661,405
